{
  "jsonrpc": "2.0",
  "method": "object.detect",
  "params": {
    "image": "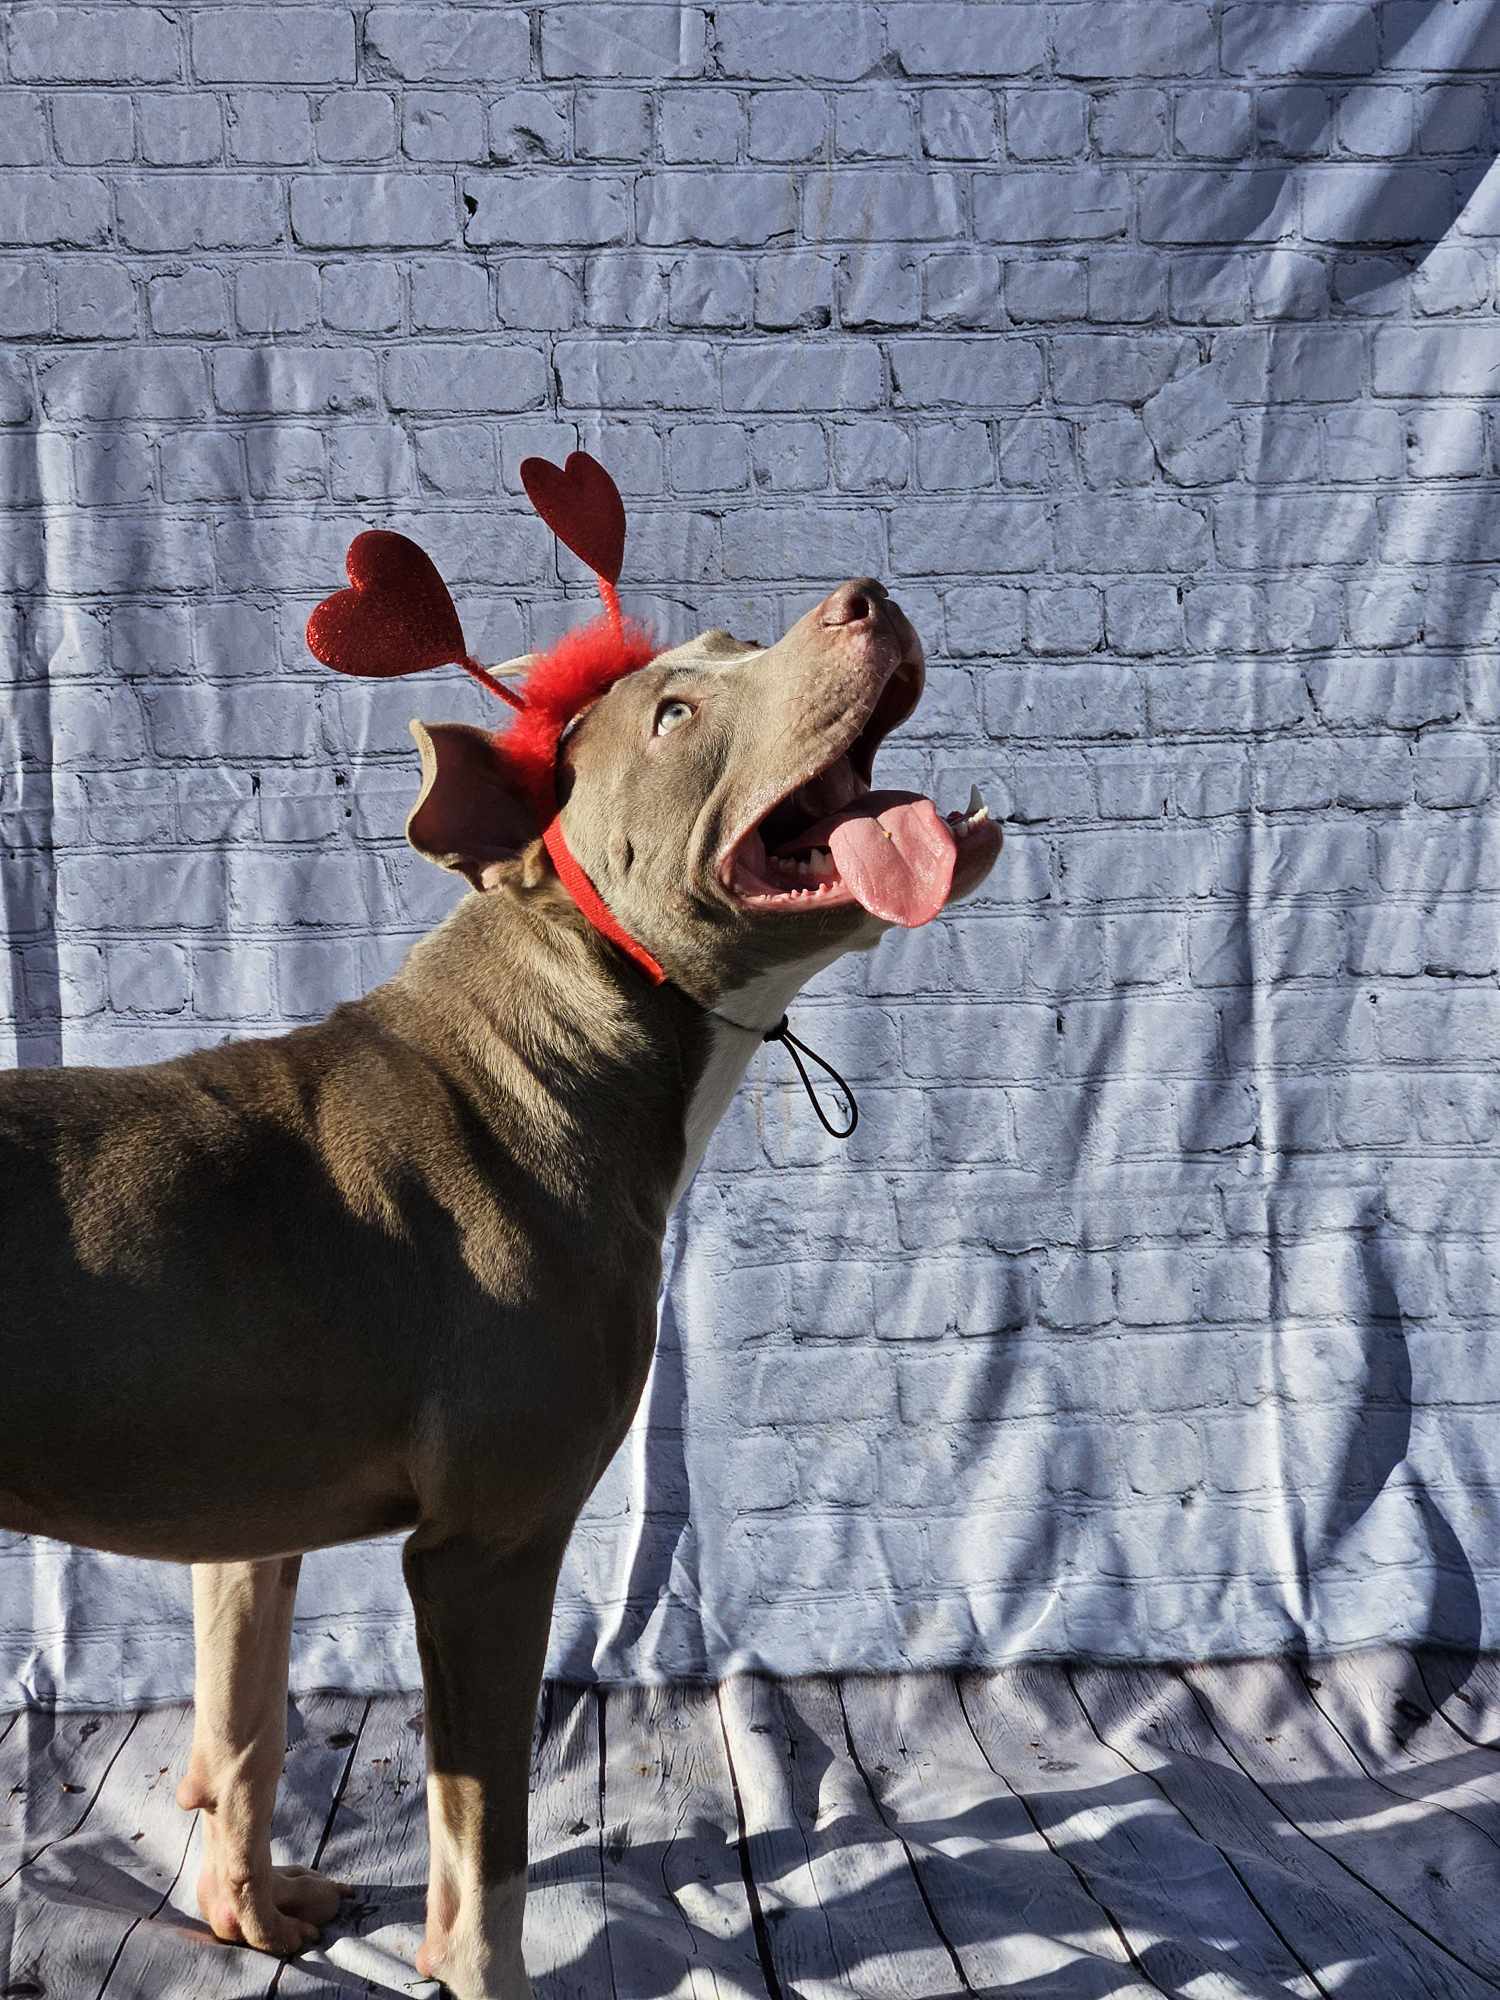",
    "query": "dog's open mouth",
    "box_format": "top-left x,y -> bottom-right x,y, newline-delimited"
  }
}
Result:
720,659 -> 999,928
